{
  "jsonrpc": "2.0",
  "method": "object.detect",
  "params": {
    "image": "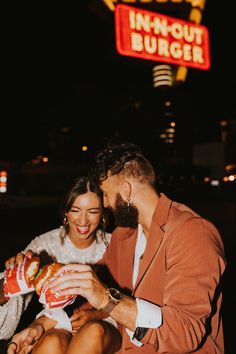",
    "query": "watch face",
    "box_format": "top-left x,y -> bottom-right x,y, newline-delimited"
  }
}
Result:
109,288 -> 122,301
